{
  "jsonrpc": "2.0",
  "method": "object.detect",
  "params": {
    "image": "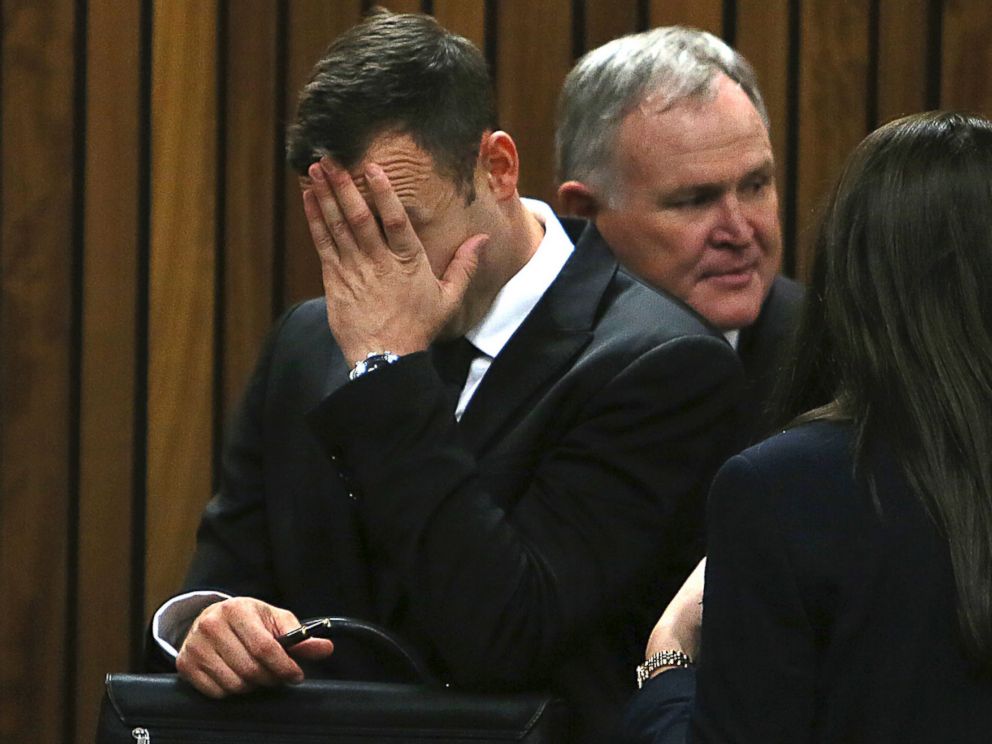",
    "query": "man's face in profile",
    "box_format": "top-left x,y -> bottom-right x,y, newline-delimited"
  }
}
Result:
595,74 -> 782,331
